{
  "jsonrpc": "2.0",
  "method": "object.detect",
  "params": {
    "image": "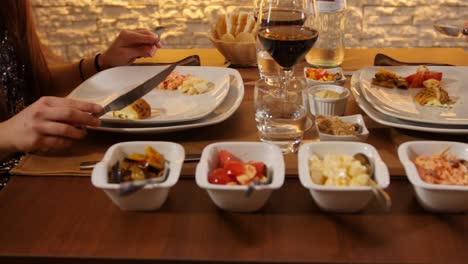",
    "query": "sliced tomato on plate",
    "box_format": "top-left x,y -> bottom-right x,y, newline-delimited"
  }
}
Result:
408,71 -> 425,88
406,72 -> 443,87
424,72 -> 443,81
405,74 -> 416,83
